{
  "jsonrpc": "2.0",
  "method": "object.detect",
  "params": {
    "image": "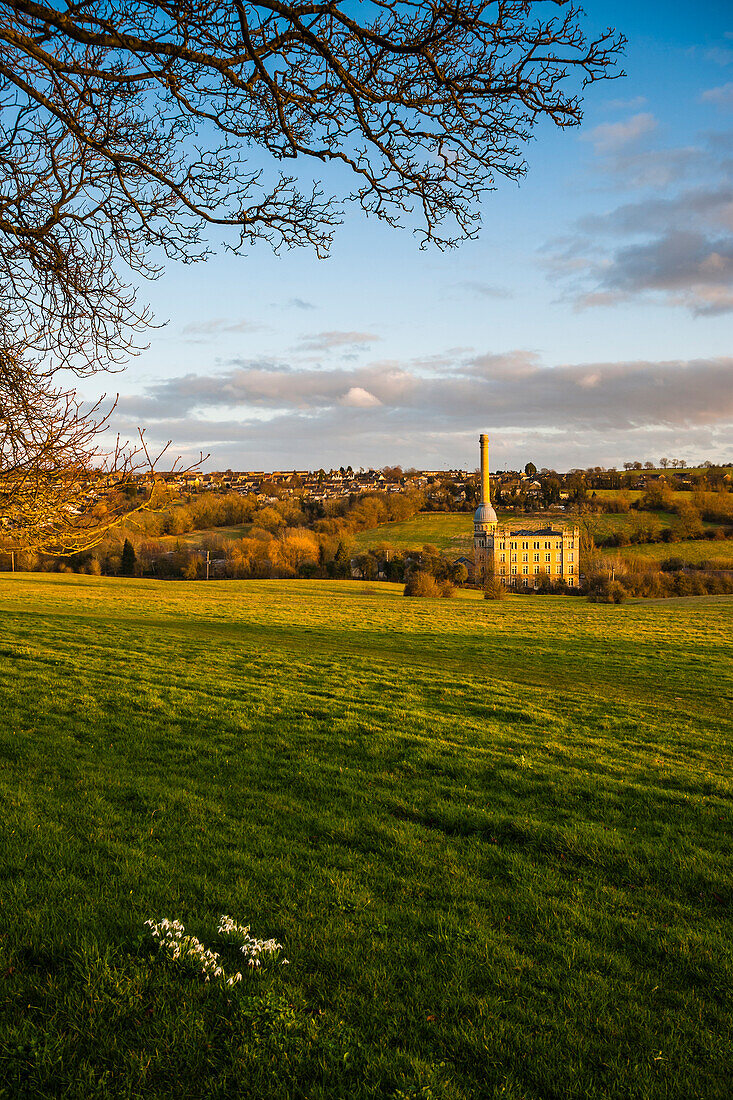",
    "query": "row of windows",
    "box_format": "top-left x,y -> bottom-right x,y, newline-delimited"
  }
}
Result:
499,565 -> 573,575
502,577 -> 577,587
499,540 -> 562,550
497,540 -> 576,550
499,552 -> 573,563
